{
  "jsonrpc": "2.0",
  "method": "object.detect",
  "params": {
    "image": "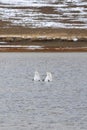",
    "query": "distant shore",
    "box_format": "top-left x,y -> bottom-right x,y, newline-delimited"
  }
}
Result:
0,27 -> 87,40
0,26 -> 87,52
